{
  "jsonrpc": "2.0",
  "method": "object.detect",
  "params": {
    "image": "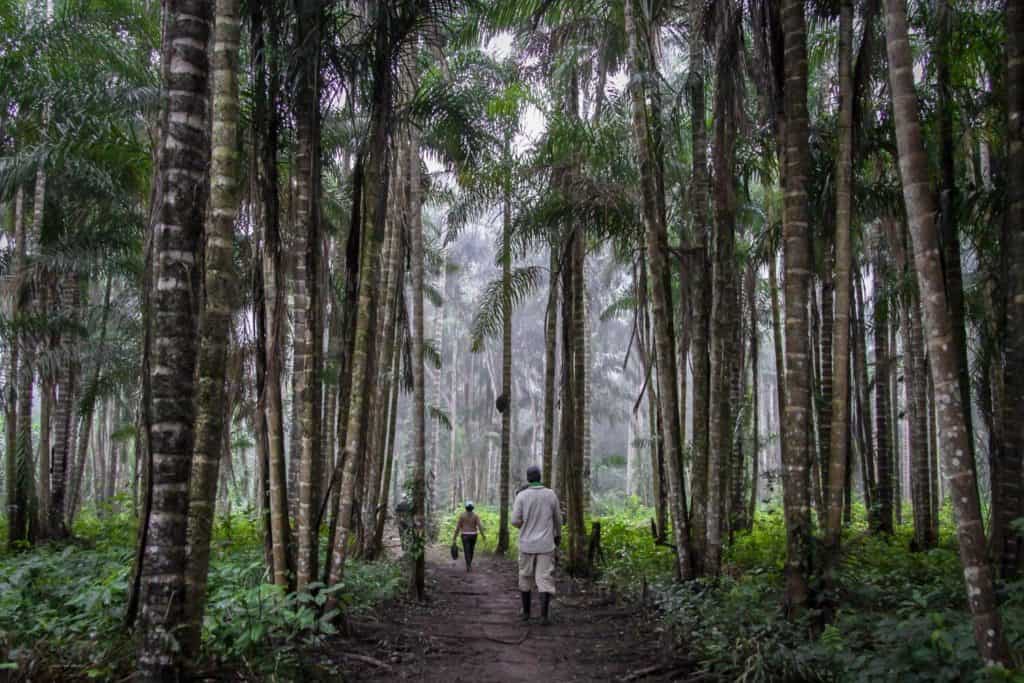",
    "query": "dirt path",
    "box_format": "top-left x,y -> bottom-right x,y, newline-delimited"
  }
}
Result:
325,547 -> 693,682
